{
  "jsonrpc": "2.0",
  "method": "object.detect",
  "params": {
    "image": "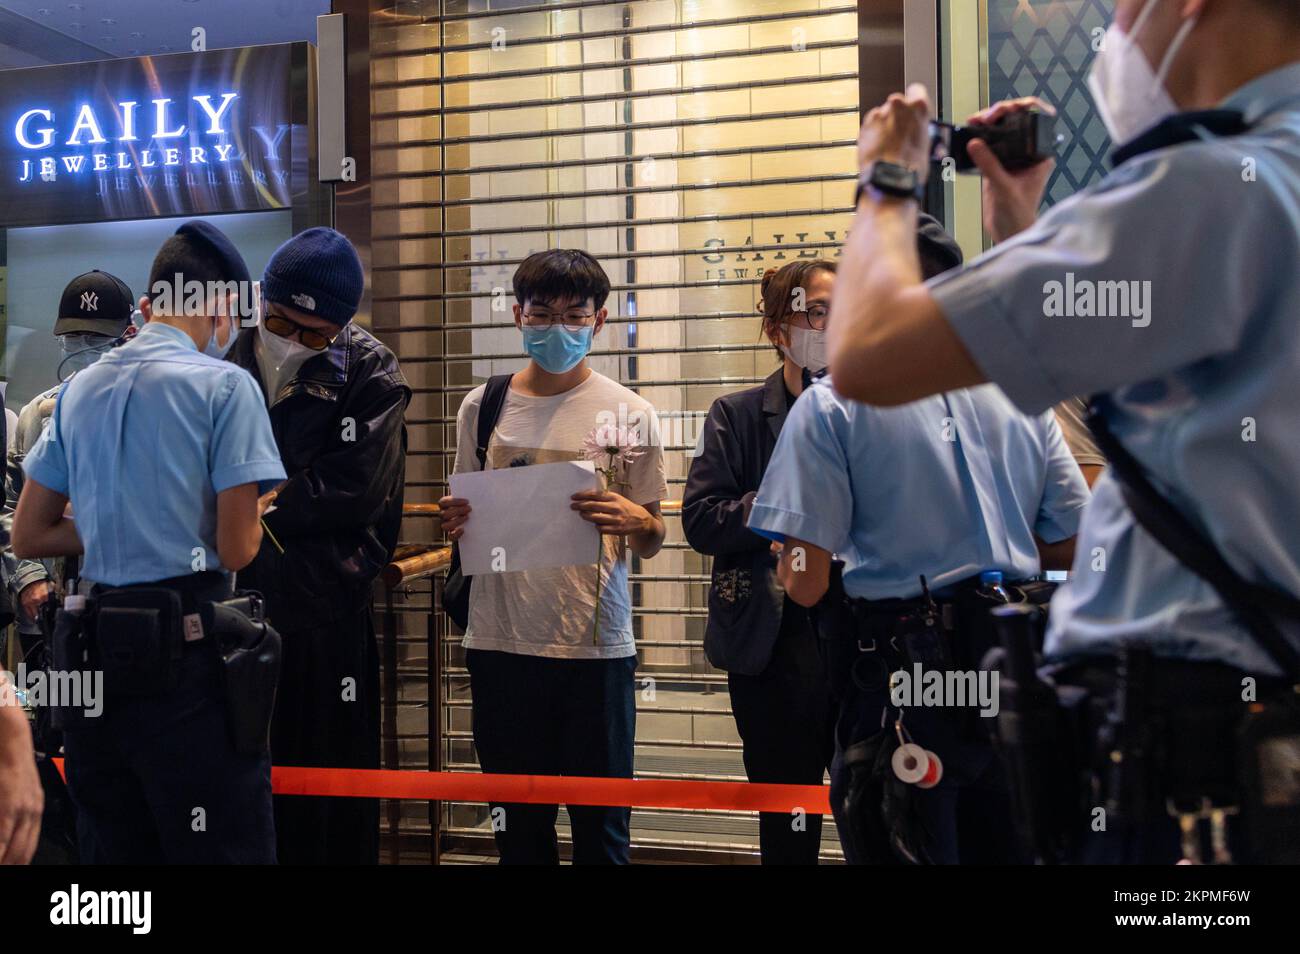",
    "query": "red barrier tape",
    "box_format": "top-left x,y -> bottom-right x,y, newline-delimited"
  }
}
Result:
273,767 -> 832,814
53,760 -> 831,814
